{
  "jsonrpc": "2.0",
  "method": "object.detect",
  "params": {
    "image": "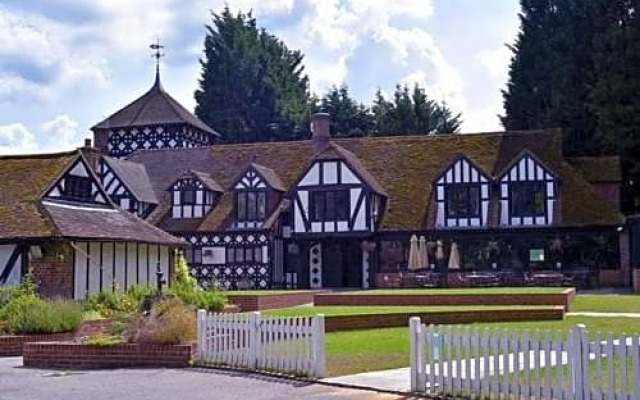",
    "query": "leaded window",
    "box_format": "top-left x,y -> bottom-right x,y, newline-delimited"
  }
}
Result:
310,190 -> 349,222
63,175 -> 92,201
236,191 -> 266,222
445,185 -> 481,218
510,182 -> 546,217
180,188 -> 196,205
